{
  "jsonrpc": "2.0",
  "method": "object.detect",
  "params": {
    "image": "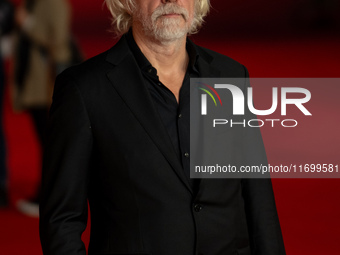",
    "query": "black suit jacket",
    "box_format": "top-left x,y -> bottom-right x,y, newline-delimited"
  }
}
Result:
39,34 -> 286,255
